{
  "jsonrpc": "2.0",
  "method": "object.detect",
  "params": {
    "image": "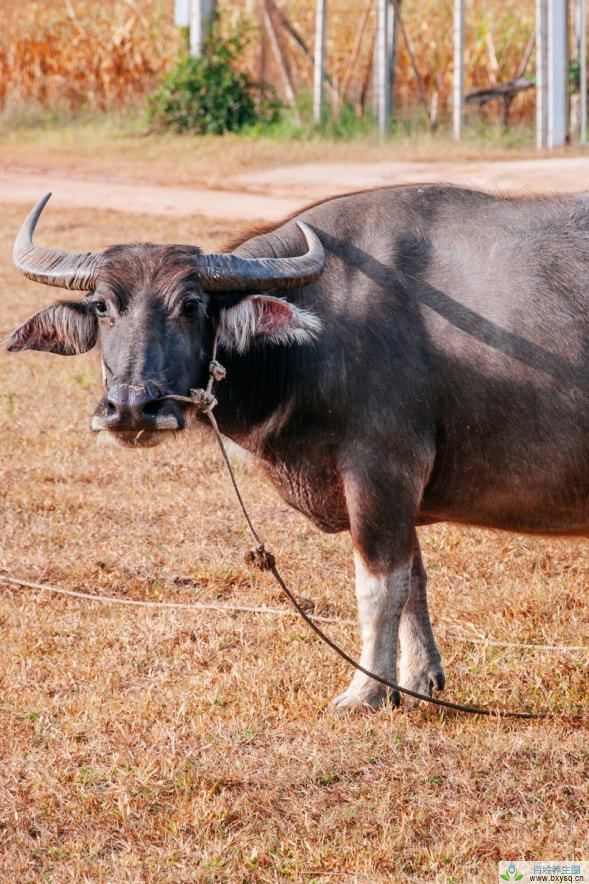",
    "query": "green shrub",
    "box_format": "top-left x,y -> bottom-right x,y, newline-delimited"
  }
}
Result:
148,28 -> 281,135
